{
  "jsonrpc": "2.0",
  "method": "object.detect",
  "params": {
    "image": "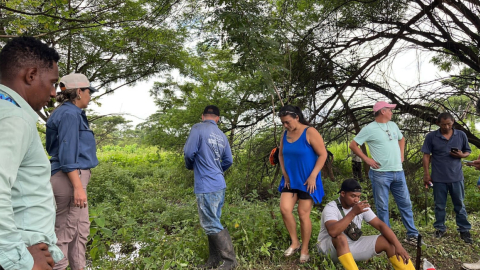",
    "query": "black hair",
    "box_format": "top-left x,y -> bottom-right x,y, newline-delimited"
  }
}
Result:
55,84 -> 89,103
0,36 -> 60,80
278,105 -> 310,125
374,110 -> 382,117
437,112 -> 454,123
